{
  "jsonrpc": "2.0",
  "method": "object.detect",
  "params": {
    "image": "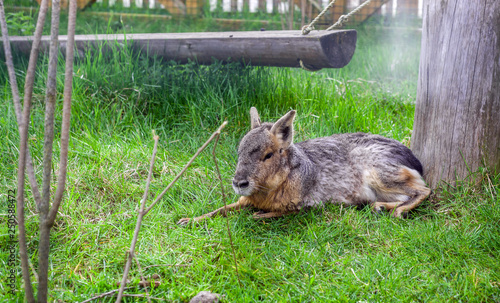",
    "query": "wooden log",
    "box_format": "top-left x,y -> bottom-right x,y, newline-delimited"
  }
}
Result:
411,0 -> 500,188
5,30 -> 357,69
